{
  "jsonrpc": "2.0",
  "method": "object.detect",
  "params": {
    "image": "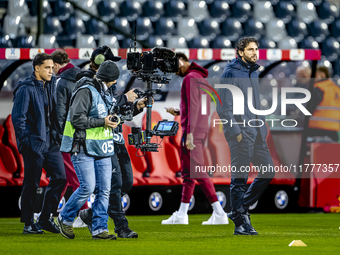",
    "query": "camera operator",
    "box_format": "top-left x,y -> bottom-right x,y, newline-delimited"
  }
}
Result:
57,61 -> 119,240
